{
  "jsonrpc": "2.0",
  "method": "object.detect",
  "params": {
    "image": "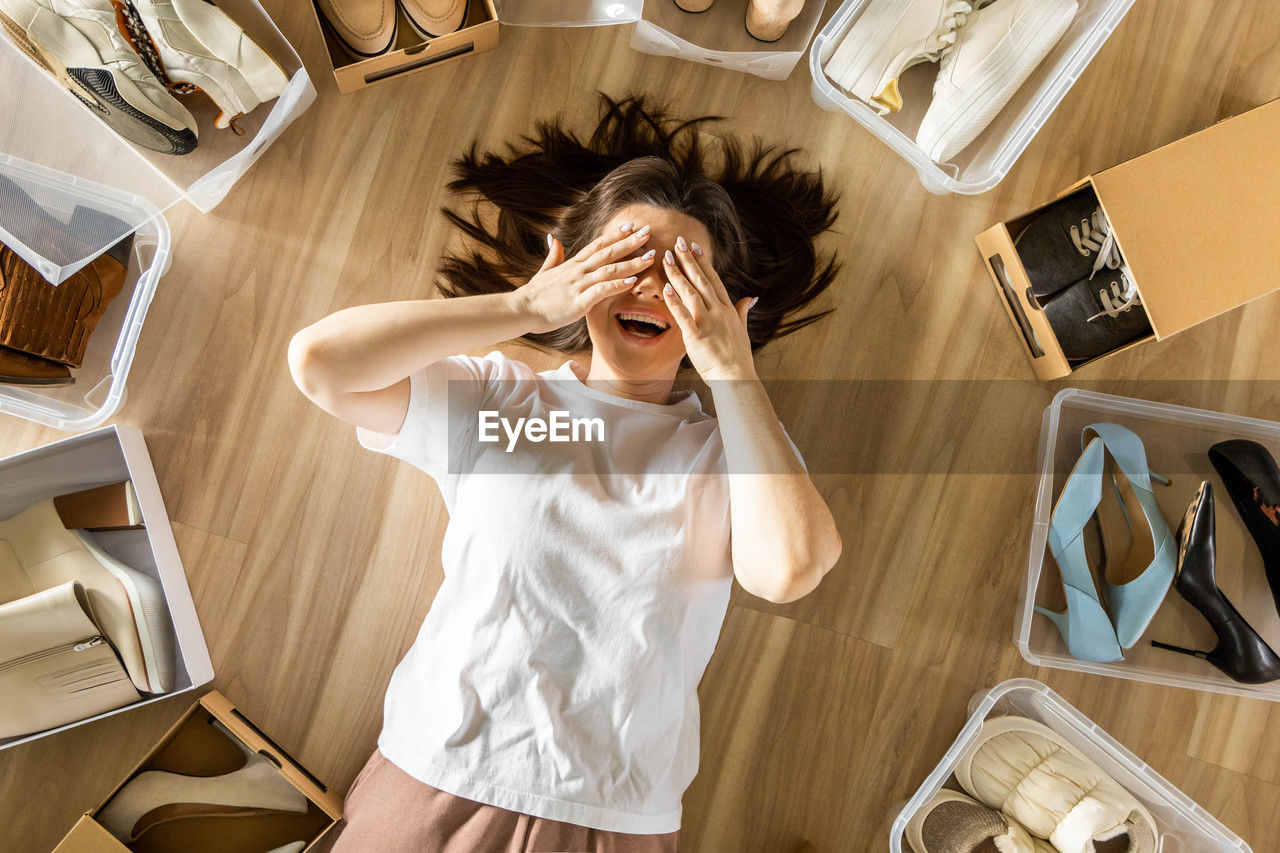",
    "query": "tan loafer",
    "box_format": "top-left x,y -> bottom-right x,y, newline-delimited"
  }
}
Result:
317,0 -> 397,58
398,0 -> 467,39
